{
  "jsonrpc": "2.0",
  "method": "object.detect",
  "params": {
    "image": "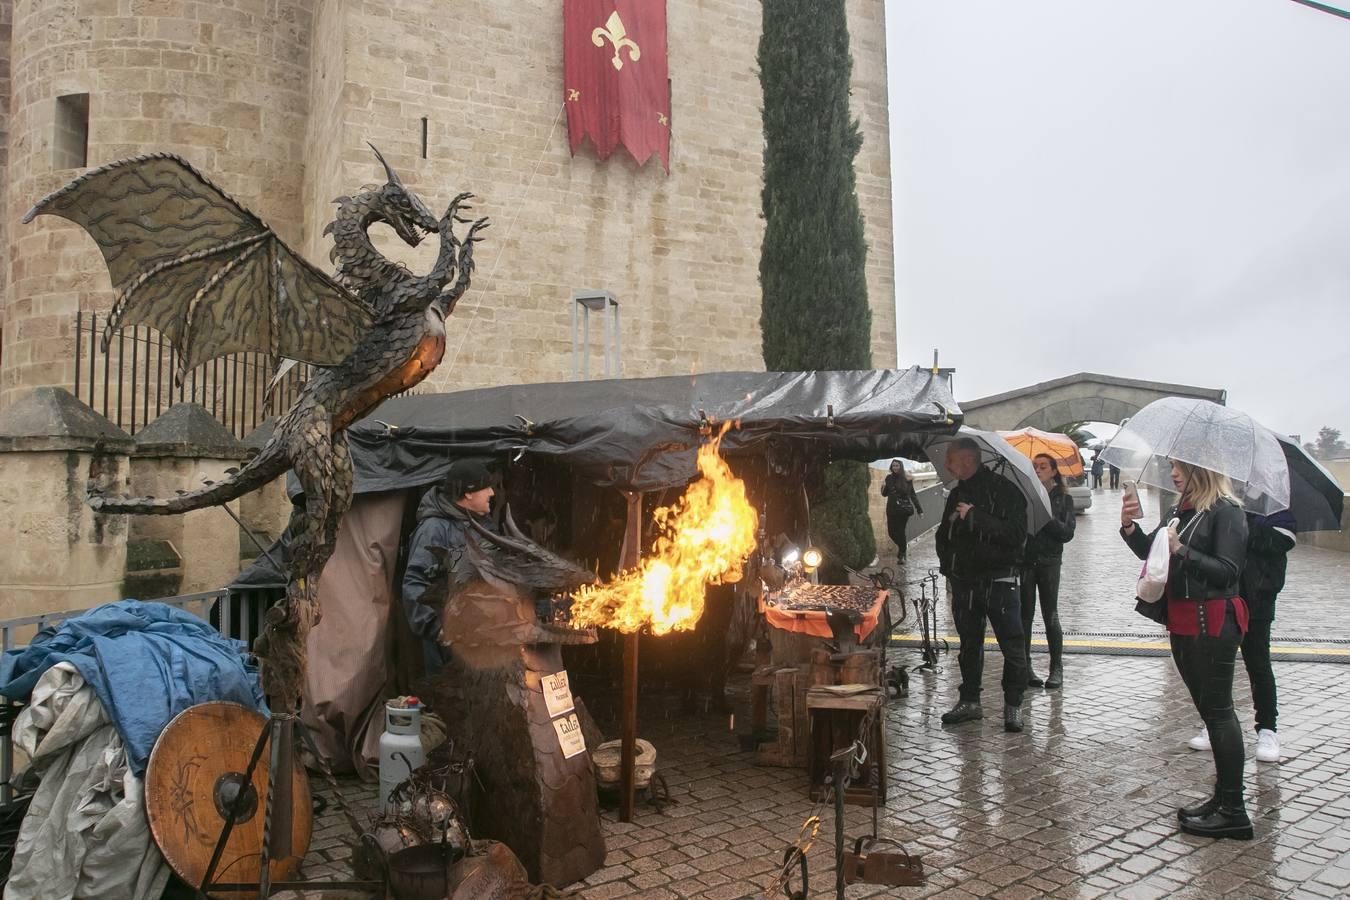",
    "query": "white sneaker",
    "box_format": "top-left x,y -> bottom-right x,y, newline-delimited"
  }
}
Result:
1187,728 -> 1211,751
1255,729 -> 1281,763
